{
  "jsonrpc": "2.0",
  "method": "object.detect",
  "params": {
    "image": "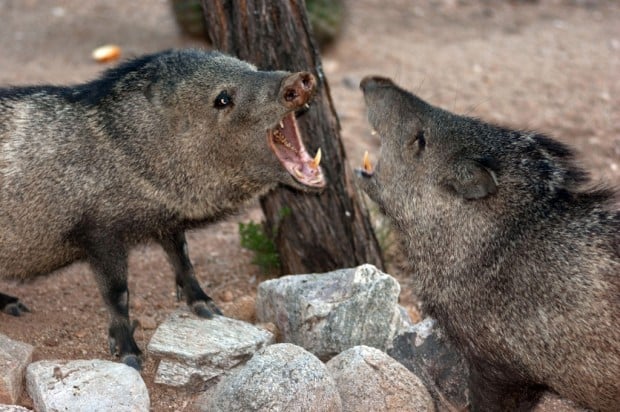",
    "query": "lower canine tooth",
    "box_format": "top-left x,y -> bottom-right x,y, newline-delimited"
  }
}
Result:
363,150 -> 373,172
279,121 -> 284,128
371,129 -> 377,136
